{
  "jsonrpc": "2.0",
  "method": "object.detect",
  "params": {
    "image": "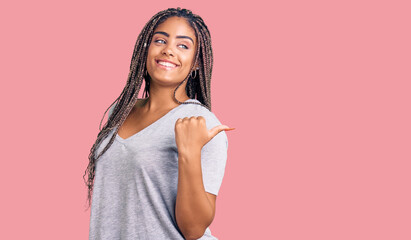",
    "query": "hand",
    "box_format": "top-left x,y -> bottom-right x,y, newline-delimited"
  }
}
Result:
174,116 -> 235,158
